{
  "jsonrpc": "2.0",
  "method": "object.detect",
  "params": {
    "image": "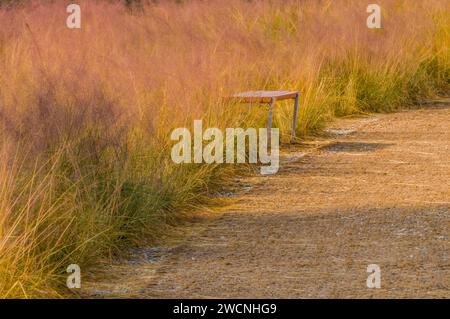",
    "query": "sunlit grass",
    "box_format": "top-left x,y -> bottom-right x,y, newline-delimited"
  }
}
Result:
0,0 -> 448,298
